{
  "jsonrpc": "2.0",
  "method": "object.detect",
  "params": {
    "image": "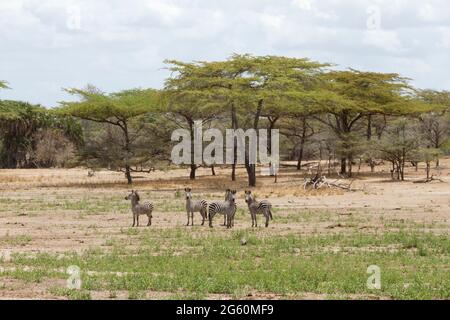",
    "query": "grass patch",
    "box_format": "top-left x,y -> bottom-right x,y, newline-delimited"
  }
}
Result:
9,230 -> 450,300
